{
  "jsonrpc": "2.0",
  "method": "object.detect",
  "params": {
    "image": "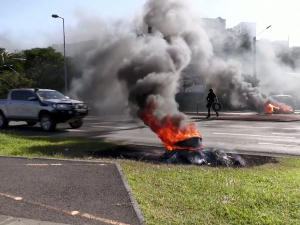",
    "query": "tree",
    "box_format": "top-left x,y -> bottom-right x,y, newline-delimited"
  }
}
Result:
0,48 -> 25,72
0,47 -> 76,97
23,47 -> 67,92
0,48 -> 33,97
